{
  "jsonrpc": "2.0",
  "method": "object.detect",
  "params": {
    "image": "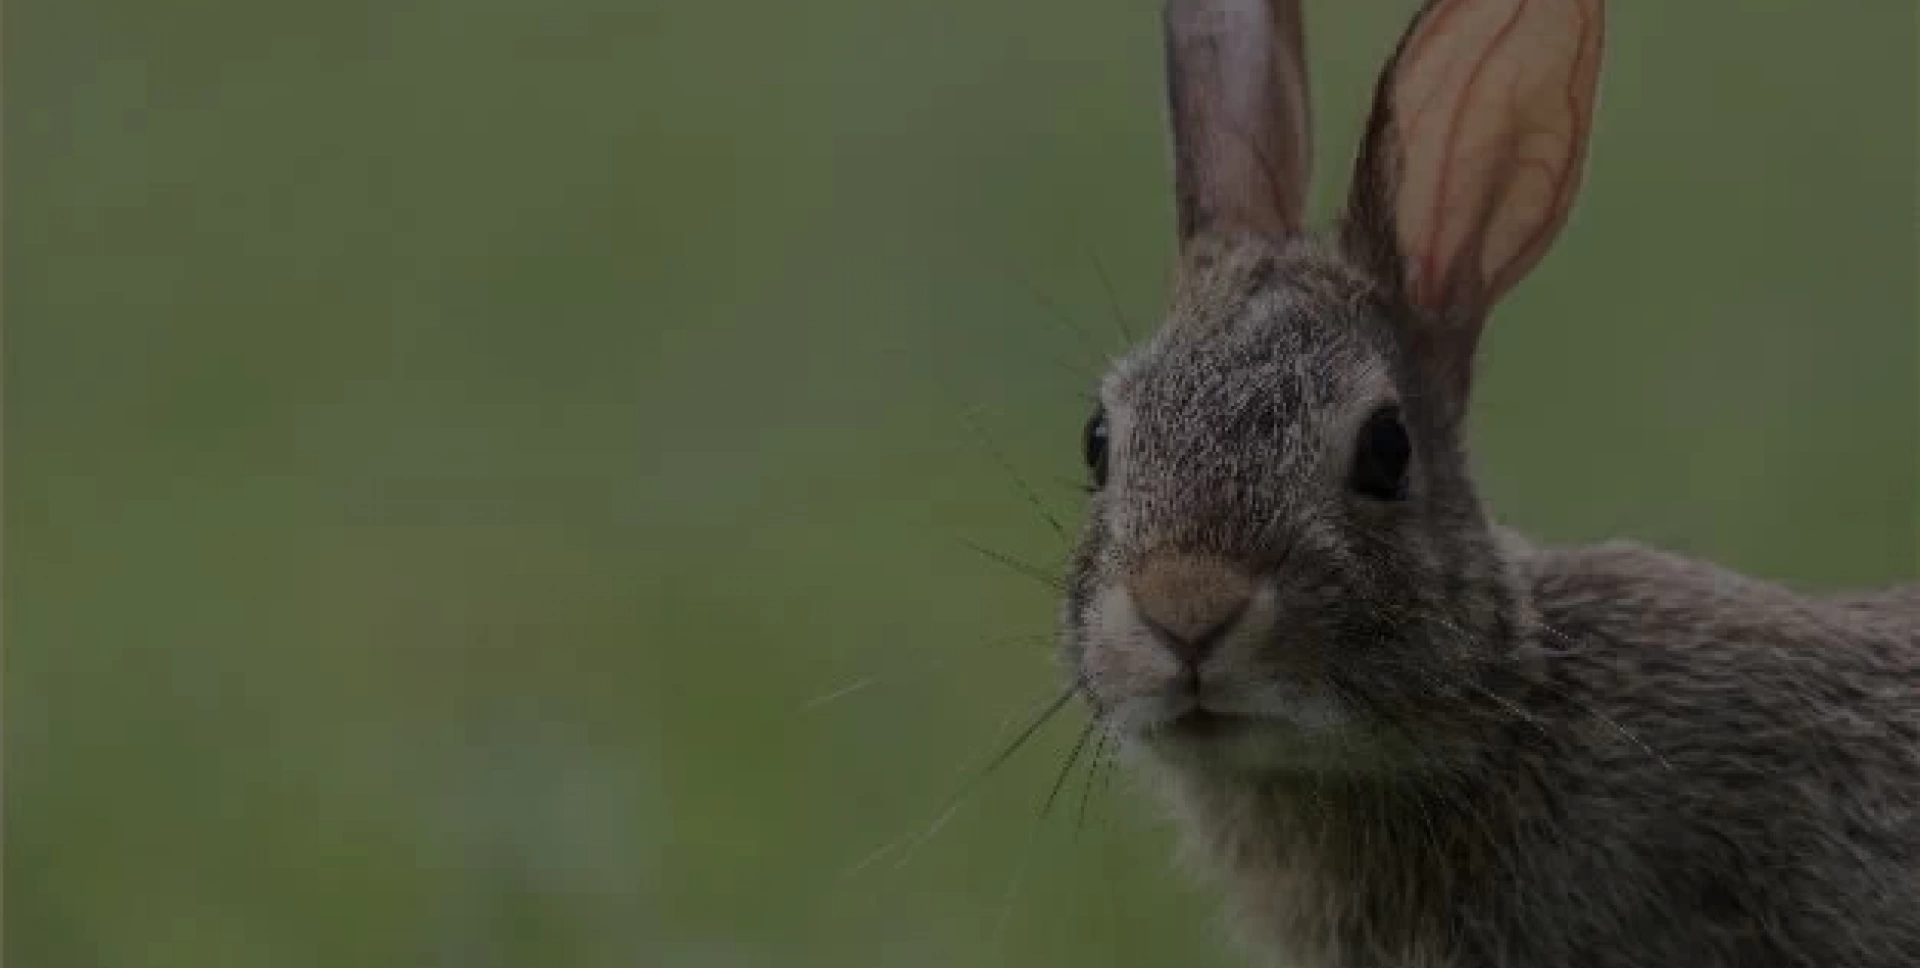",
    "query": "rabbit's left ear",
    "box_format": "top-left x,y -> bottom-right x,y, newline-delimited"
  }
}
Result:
1345,0 -> 1603,386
